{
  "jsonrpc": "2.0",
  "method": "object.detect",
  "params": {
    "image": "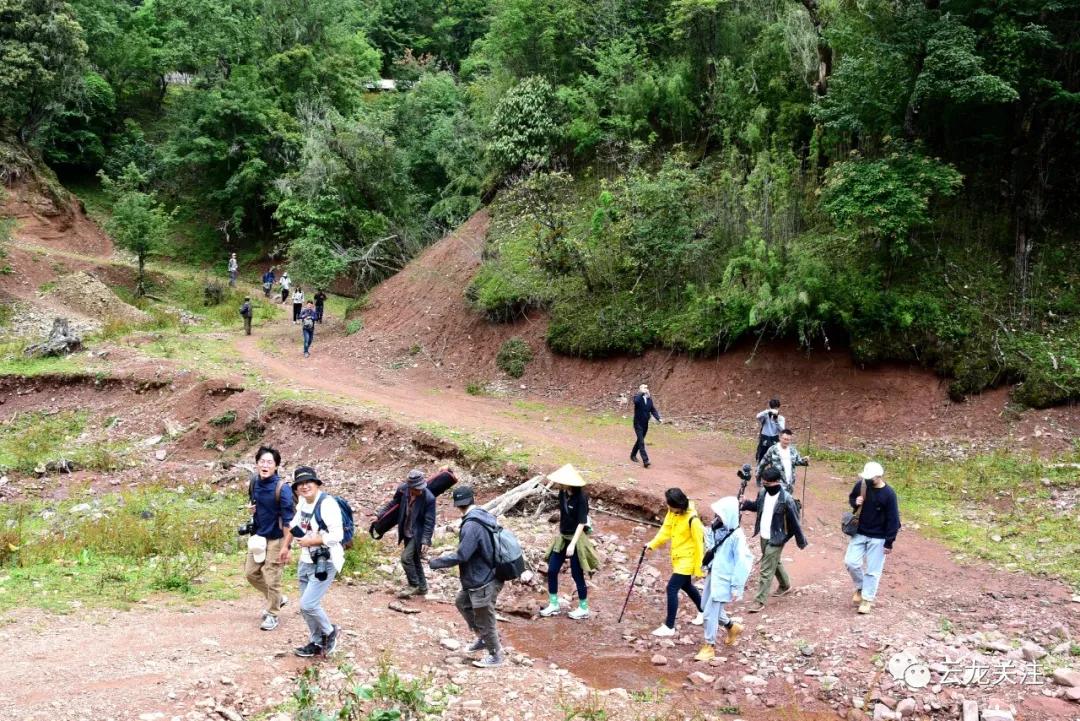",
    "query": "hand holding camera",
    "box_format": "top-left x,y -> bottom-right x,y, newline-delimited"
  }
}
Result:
311,546 -> 333,581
